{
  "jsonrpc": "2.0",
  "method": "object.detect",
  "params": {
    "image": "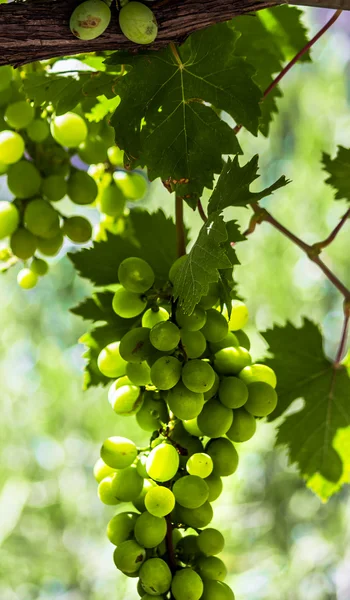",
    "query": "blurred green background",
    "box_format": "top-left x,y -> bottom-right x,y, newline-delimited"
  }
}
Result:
0,8 -> 349,600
